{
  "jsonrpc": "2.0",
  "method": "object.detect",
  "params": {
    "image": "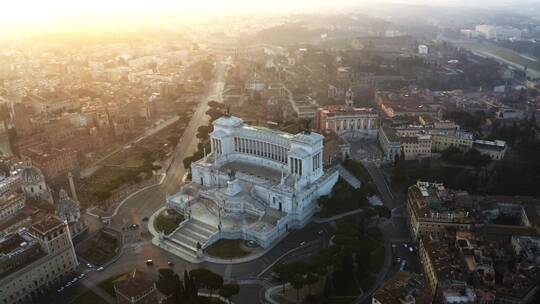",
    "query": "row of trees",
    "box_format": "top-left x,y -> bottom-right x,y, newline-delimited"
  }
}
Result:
273,251 -> 332,301
440,147 -> 492,168
273,219 -> 384,303
156,268 -> 239,304
182,101 -> 226,171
